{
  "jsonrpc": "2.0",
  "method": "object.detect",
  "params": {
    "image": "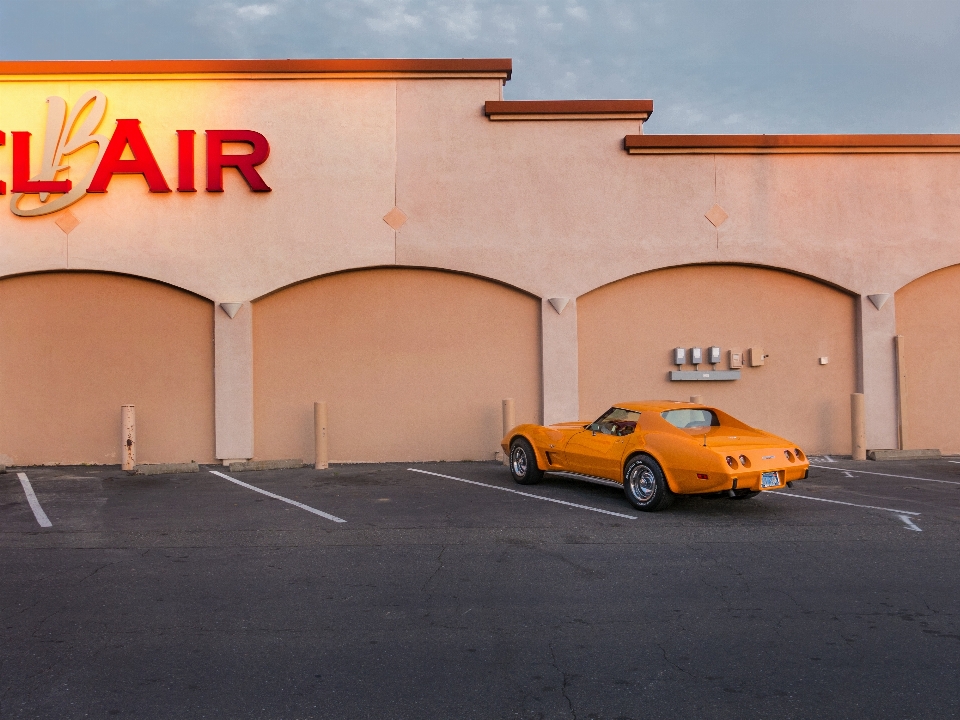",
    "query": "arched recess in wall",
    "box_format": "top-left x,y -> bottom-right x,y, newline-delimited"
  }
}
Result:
577,264 -> 857,455
252,267 -> 542,463
0,271 -> 216,466
895,264 -> 960,454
